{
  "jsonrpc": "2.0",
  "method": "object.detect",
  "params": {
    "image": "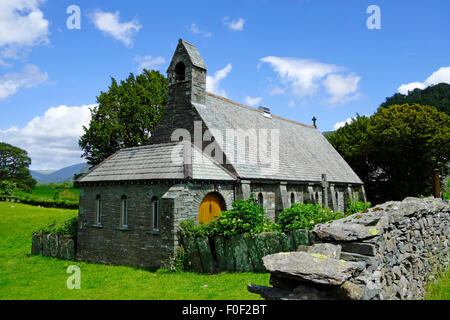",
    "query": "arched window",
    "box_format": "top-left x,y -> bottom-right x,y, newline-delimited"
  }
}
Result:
290,193 -> 295,206
121,196 -> 128,228
152,197 -> 159,231
95,195 -> 102,225
258,193 -> 264,208
175,62 -> 185,81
